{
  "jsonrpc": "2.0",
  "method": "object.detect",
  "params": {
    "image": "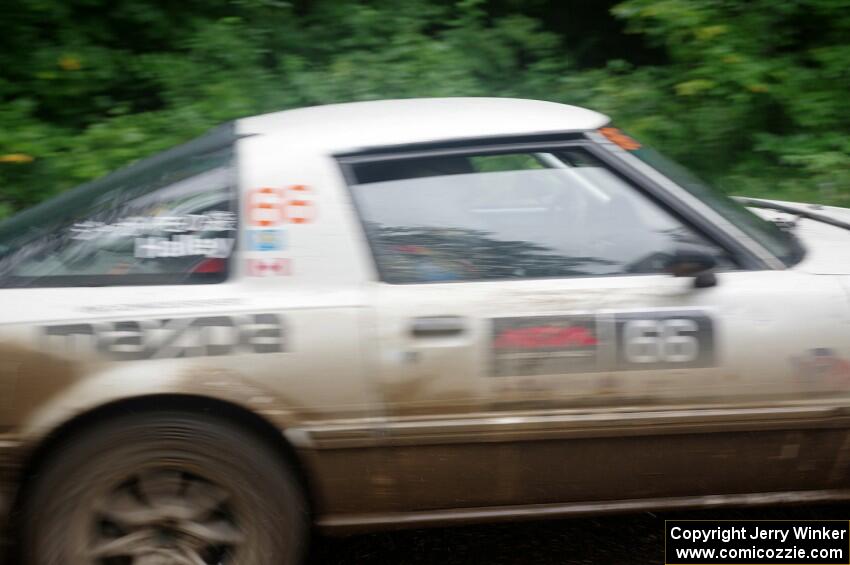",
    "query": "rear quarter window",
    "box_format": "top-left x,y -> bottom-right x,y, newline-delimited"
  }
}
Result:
0,144 -> 236,288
